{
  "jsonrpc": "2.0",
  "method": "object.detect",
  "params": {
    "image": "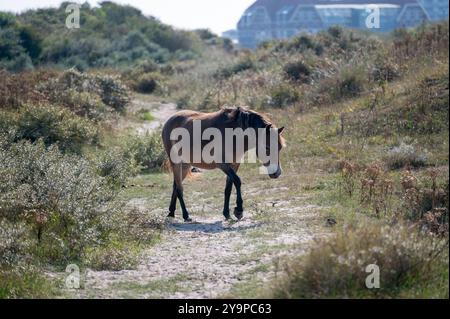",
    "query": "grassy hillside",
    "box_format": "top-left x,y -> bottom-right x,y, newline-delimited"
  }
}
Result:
0,1 -> 448,298
144,21 -> 449,298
